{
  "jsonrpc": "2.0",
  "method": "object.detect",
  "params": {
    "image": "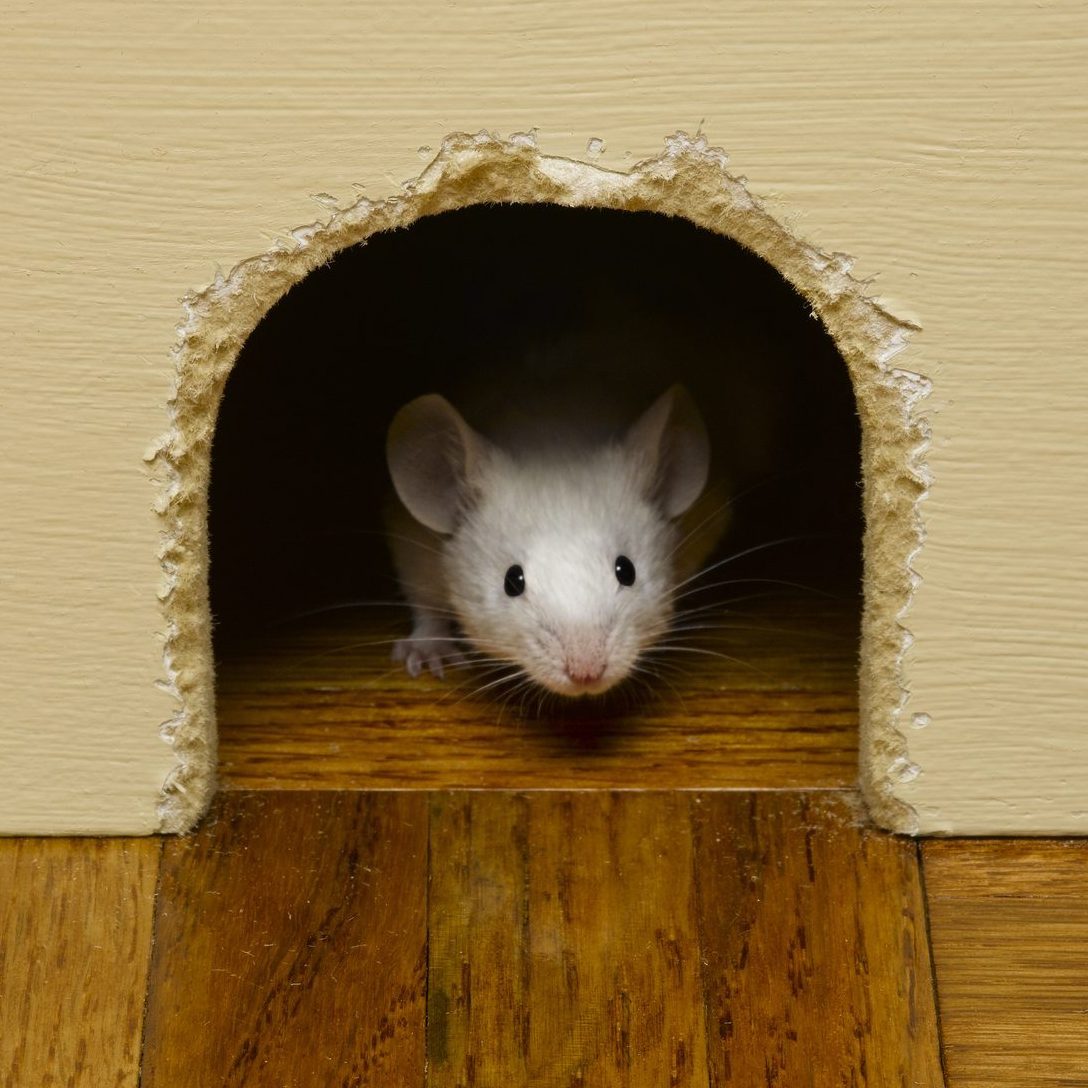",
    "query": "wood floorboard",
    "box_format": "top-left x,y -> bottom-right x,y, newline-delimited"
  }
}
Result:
0,836 -> 159,1088
692,792 -> 943,1086
923,840 -> 1088,1088
6,599 -> 1083,1087
140,792 -> 428,1087
12,817 -> 1085,1087
425,789 -> 942,1086
215,593 -> 859,790
428,792 -> 708,1086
